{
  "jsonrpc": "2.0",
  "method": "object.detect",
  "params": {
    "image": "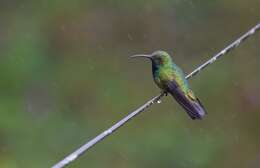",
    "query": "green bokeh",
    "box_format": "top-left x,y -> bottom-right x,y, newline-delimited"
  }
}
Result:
0,0 -> 260,167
